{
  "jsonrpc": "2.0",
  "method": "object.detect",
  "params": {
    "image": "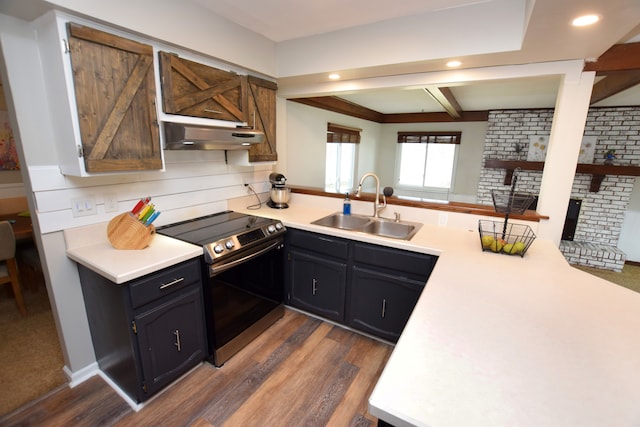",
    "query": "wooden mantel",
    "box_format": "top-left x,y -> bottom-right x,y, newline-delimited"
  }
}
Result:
484,159 -> 640,192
